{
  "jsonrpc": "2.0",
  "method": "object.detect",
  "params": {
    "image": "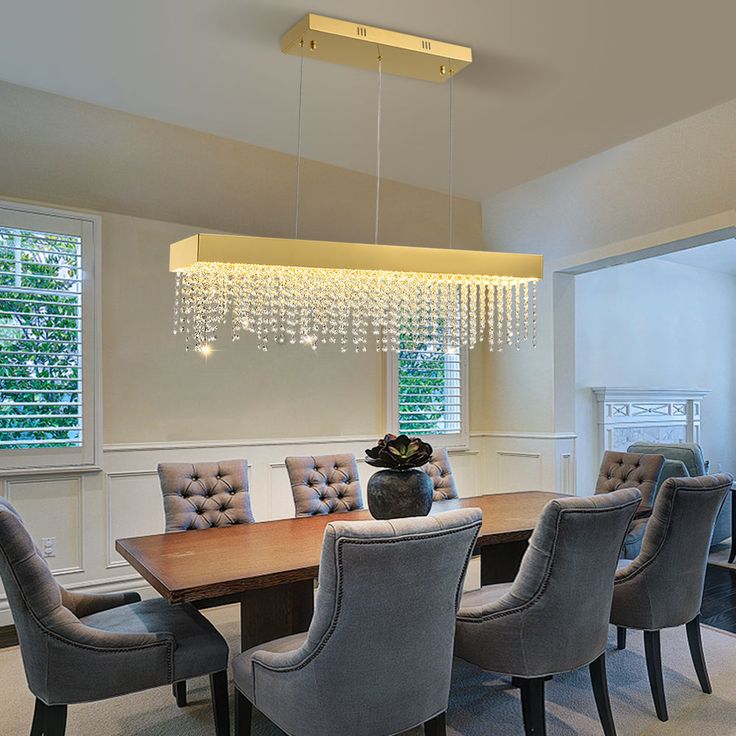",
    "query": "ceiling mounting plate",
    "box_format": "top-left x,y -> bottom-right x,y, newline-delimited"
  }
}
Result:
281,14 -> 472,83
